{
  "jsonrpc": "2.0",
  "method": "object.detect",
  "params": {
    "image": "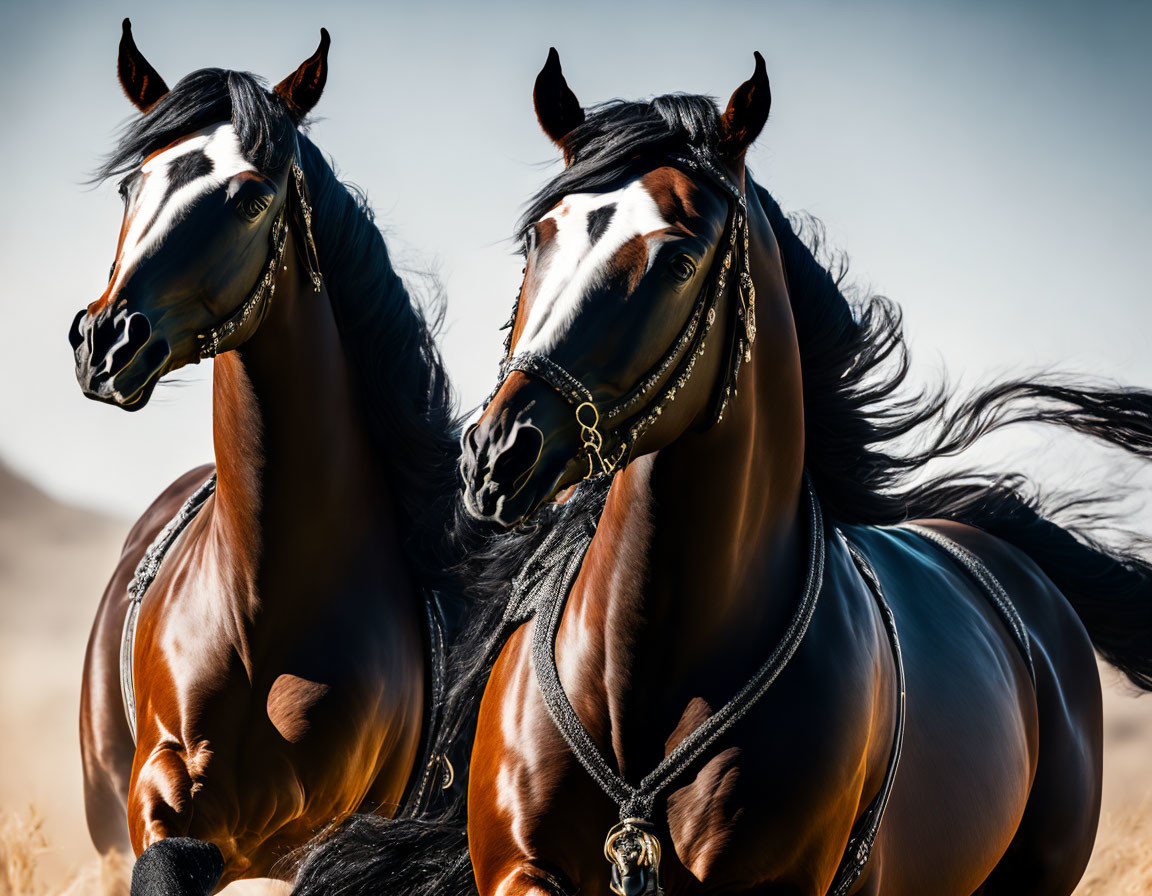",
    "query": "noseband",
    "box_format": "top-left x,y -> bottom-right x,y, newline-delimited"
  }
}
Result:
489,149 -> 759,480
195,142 -> 323,359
